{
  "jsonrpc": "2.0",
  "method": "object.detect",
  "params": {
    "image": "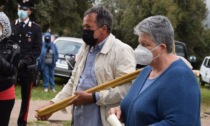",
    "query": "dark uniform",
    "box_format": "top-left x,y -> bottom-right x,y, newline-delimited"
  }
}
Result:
10,1 -> 42,125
